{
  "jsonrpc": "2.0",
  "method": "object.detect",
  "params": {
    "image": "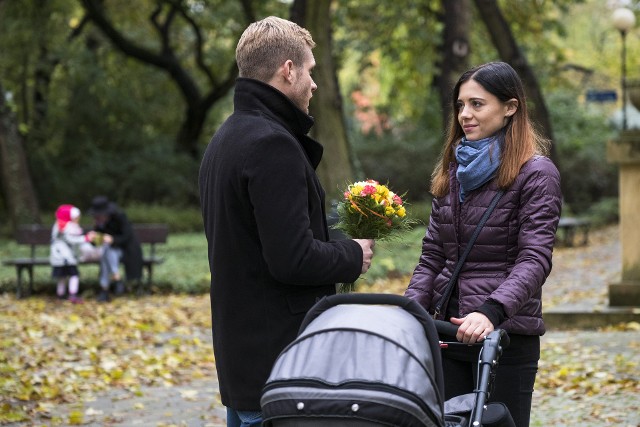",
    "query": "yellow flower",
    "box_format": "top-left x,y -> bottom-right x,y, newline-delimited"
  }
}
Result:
385,206 -> 395,217
377,185 -> 390,198
397,206 -> 406,217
